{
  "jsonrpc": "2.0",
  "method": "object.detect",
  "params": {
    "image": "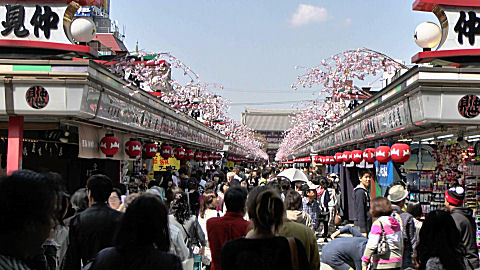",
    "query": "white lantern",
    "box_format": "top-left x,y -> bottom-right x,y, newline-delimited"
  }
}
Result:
71,18 -> 96,43
414,22 -> 442,49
